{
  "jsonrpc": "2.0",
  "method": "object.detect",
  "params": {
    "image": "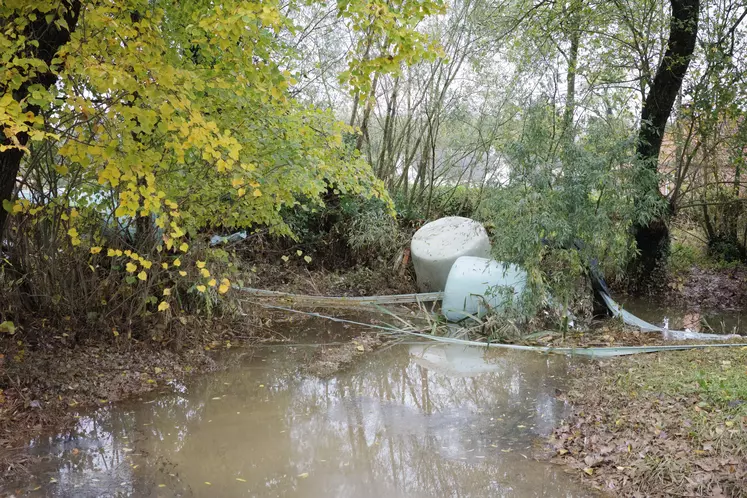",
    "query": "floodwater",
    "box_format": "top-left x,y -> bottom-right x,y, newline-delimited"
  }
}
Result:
620,297 -> 747,335
3,319 -> 594,498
